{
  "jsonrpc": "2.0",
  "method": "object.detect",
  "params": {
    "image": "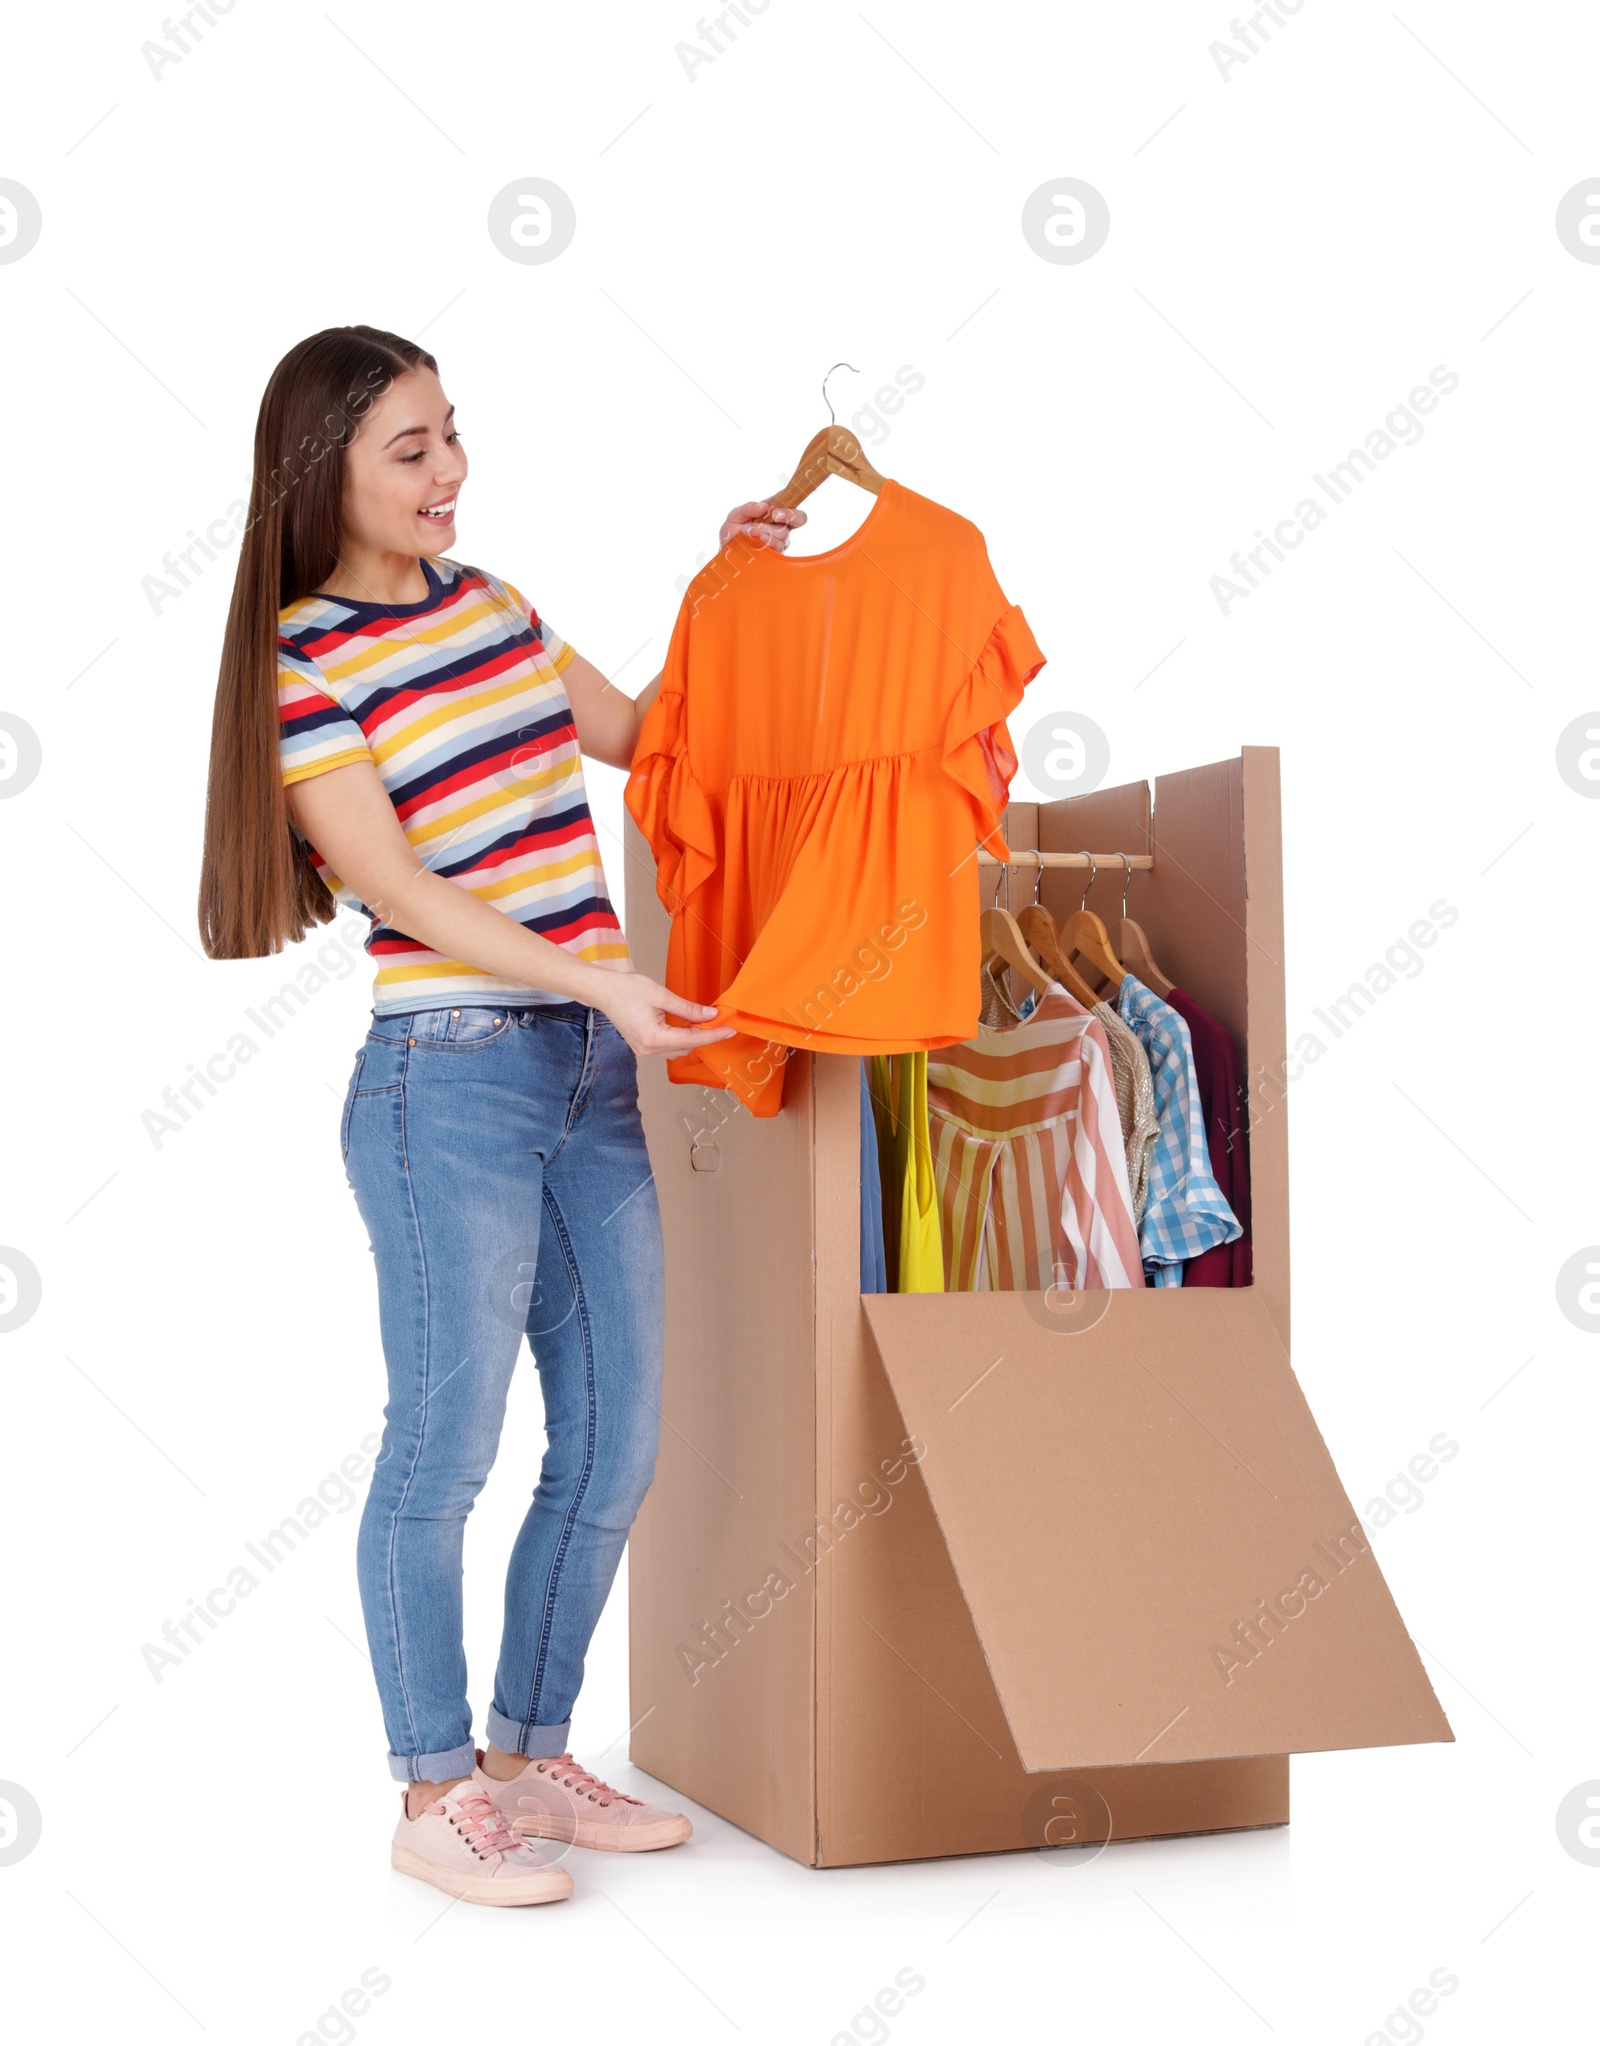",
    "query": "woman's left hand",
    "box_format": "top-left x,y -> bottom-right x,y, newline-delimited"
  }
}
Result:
720,500 -> 807,551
